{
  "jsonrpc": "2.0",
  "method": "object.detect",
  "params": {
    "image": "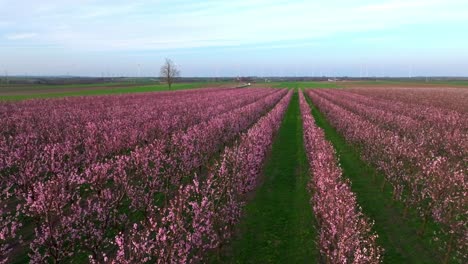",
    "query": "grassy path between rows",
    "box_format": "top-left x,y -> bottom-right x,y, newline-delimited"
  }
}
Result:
306,94 -> 442,264
214,90 -> 318,263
